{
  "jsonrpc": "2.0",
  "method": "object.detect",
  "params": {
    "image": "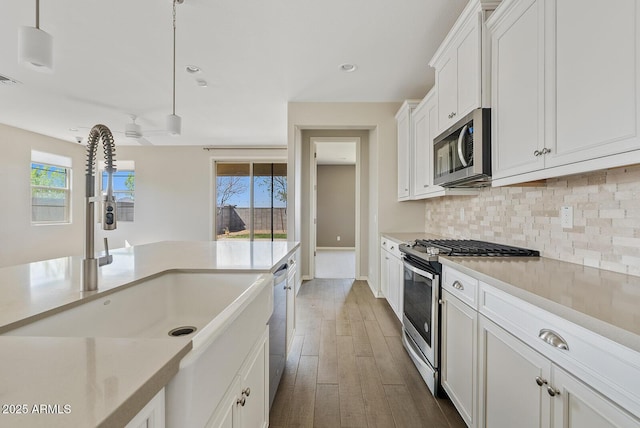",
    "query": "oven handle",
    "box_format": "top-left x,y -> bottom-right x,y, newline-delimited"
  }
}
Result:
403,260 -> 437,280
